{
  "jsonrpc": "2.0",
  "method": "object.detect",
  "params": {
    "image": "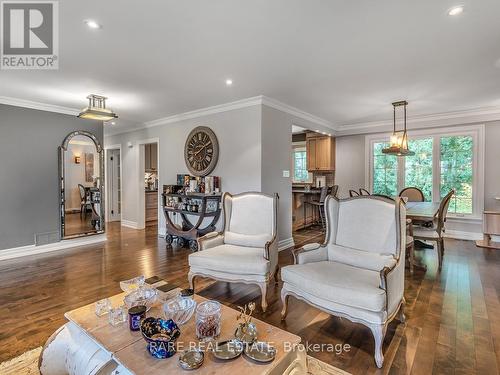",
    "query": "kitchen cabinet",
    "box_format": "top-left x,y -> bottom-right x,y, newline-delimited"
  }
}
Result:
145,143 -> 157,172
306,134 -> 335,171
145,191 -> 158,222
